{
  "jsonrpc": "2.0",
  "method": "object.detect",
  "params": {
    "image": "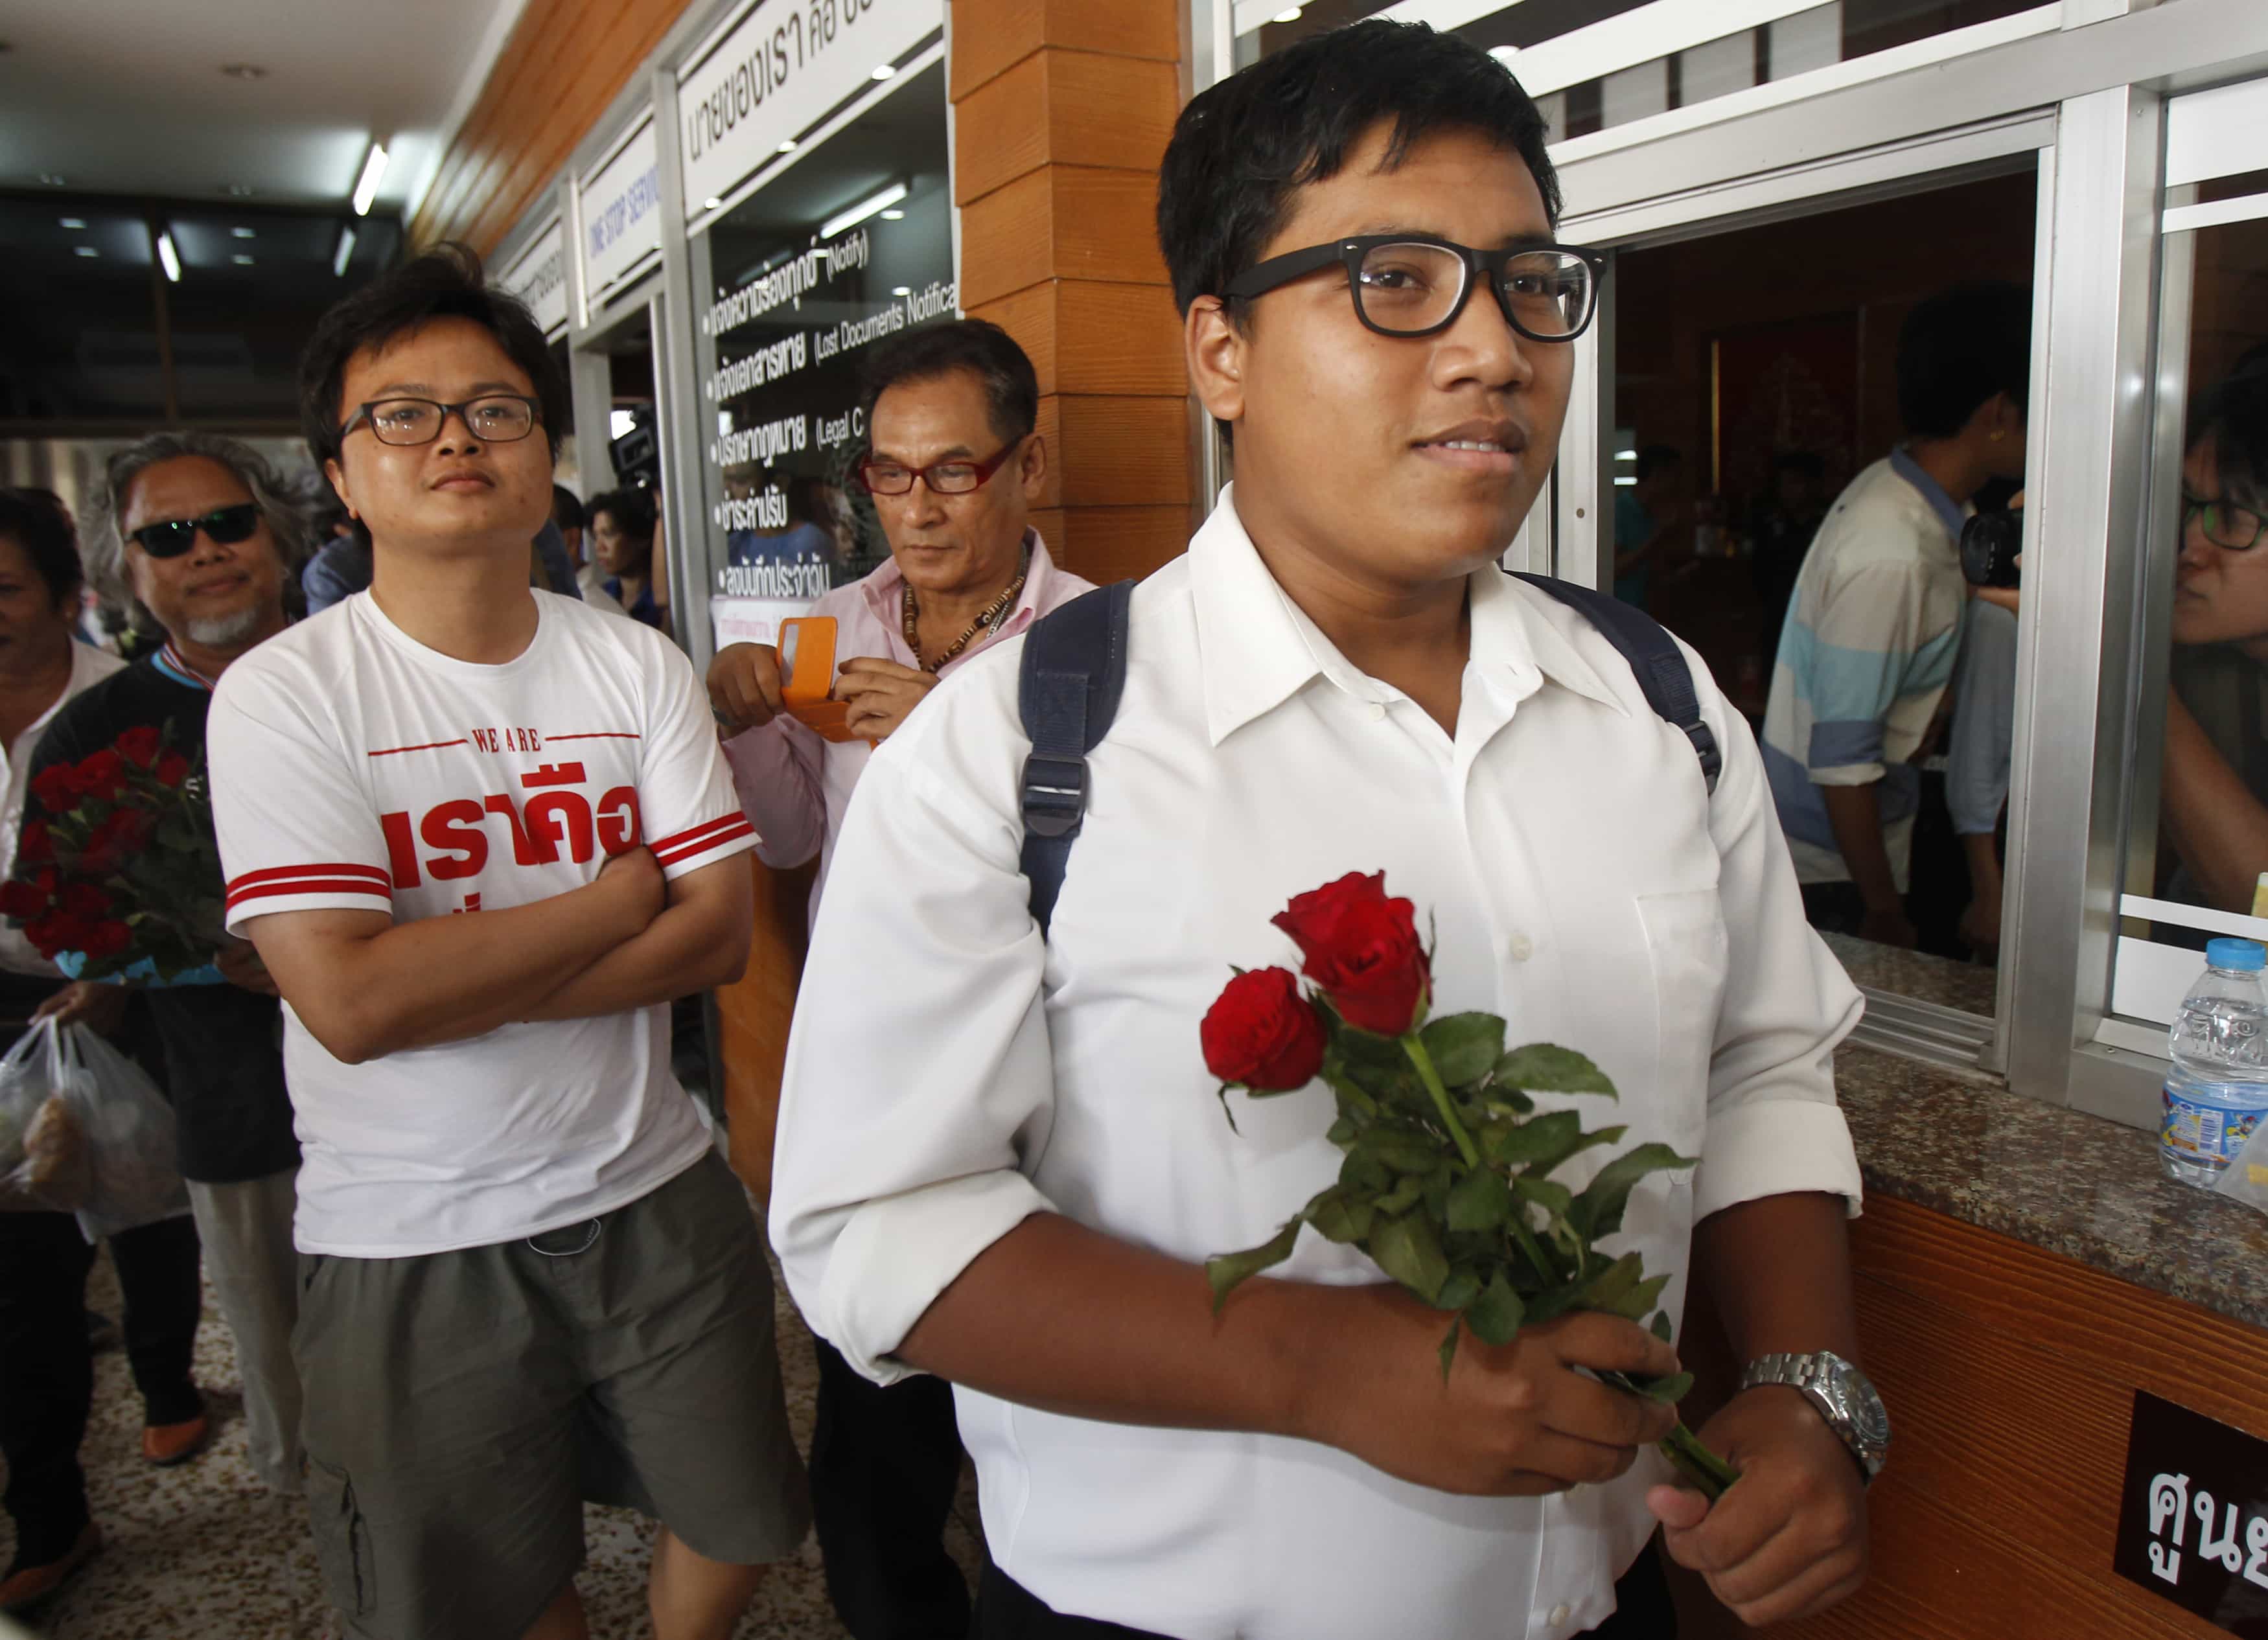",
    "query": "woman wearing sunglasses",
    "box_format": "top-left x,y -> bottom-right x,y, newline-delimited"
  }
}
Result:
2160,358 -> 2268,914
